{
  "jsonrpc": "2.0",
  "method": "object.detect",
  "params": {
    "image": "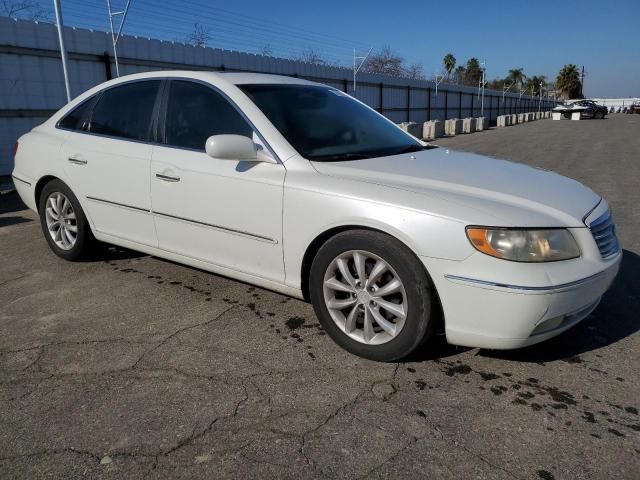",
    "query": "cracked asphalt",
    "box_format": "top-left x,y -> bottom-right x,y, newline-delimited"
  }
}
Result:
1,114 -> 639,479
